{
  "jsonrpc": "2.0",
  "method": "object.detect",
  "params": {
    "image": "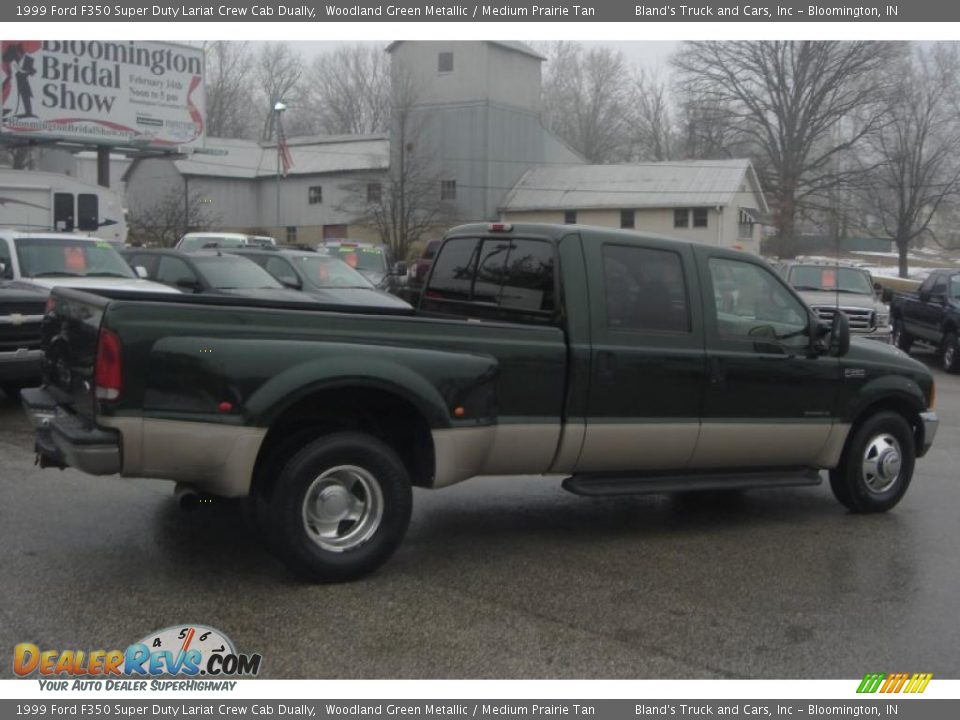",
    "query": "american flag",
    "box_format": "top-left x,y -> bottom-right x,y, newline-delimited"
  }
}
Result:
277,116 -> 293,176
